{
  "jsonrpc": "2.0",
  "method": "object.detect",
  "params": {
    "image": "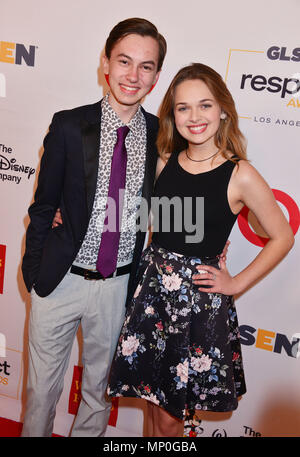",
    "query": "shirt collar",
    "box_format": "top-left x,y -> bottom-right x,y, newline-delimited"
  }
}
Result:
101,93 -> 144,134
